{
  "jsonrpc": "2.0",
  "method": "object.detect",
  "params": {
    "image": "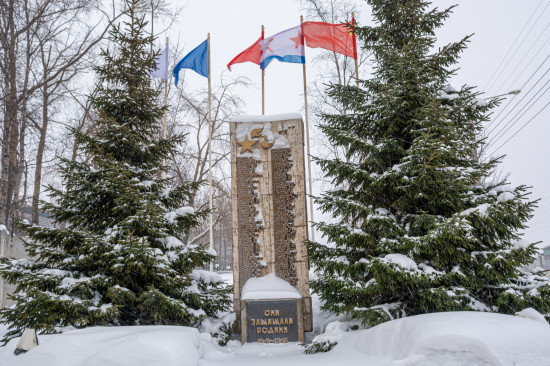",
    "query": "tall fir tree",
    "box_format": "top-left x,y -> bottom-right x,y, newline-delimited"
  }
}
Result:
309,0 -> 550,327
0,0 -> 230,341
